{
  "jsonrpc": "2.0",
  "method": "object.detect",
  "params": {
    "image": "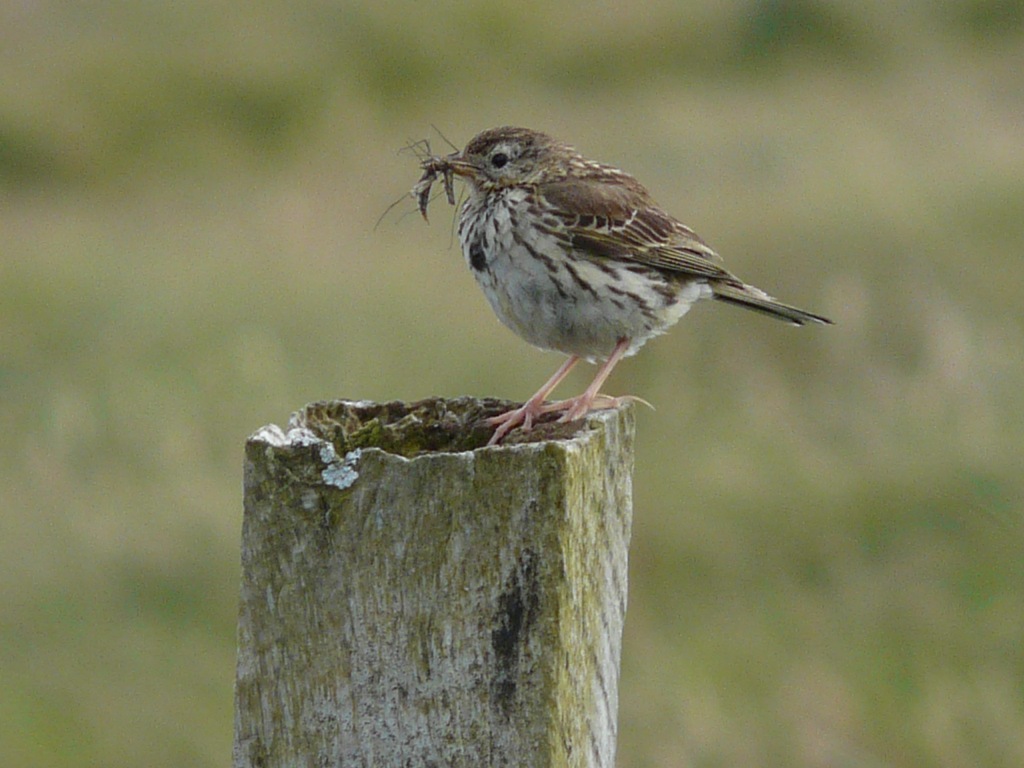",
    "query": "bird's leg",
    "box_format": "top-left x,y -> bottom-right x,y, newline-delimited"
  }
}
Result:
486,355 -> 580,445
555,337 -> 632,423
